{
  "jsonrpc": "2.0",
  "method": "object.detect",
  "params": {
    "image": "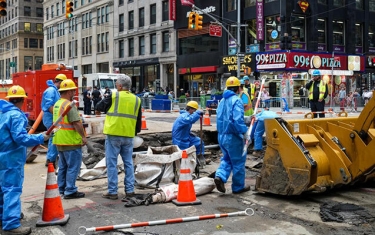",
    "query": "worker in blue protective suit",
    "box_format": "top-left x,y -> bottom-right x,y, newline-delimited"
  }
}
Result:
249,109 -> 279,158
172,101 -> 205,155
214,76 -> 250,194
0,85 -> 49,235
41,73 -> 67,167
